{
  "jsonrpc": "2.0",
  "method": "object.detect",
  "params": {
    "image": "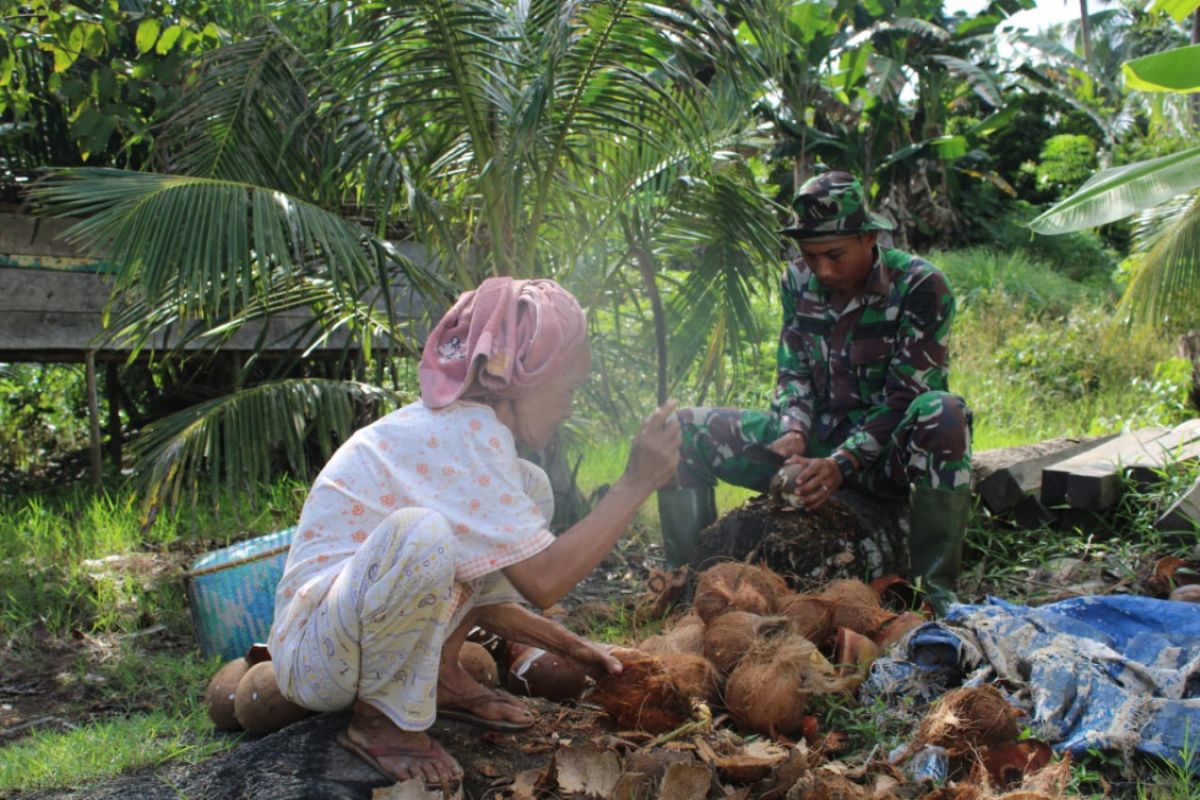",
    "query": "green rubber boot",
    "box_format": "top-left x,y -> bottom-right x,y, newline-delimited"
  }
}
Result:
656,486 -> 717,569
908,486 -> 972,616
